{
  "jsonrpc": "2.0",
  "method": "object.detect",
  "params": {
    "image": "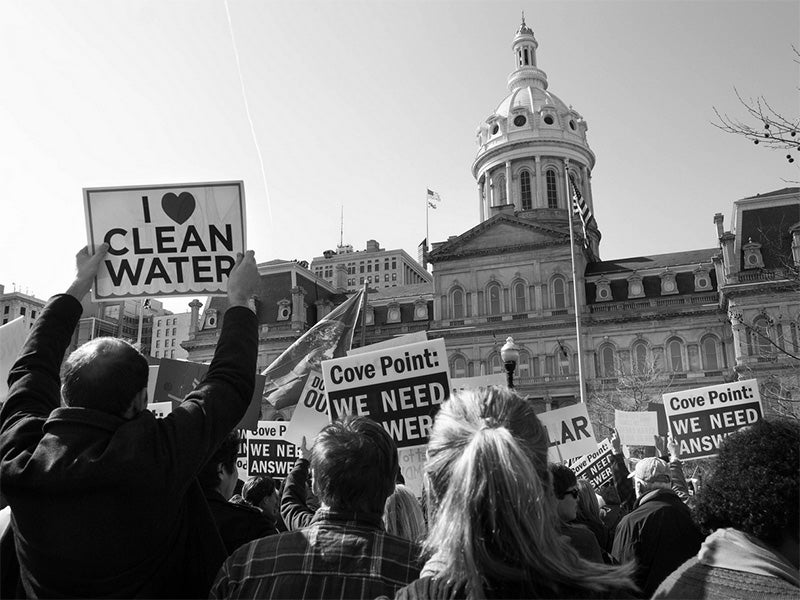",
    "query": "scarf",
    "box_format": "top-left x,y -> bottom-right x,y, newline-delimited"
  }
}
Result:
698,528 -> 800,587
